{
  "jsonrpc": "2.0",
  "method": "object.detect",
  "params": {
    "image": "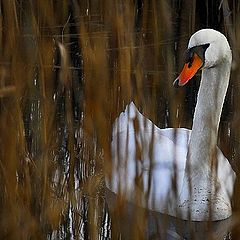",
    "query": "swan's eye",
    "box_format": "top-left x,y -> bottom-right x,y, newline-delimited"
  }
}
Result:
185,43 -> 210,67
185,51 -> 194,65
188,57 -> 194,68
202,43 -> 210,50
